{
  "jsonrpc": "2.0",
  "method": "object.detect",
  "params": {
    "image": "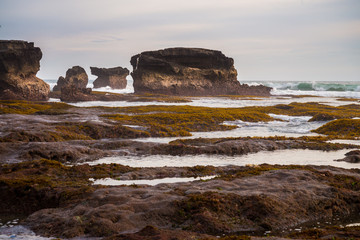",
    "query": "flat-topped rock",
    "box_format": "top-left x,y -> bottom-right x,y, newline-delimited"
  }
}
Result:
91,66 -> 129,89
130,47 -> 271,96
0,40 -> 50,100
53,66 -> 88,91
